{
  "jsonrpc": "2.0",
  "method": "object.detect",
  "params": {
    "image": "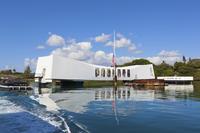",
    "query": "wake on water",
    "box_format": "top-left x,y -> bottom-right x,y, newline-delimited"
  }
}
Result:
0,91 -> 71,133
30,94 -> 71,133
